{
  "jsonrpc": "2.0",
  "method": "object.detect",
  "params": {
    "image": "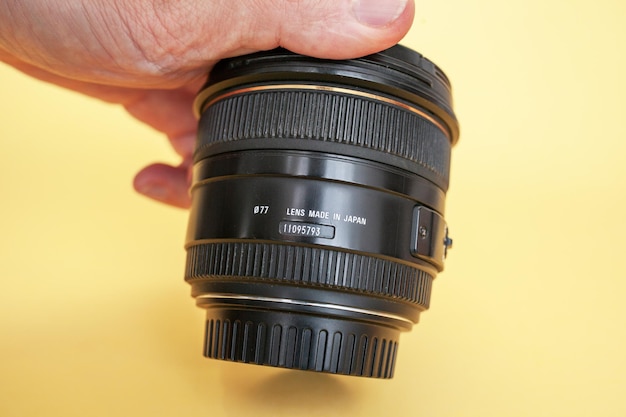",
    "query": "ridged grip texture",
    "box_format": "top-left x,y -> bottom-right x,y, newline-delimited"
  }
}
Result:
196,90 -> 451,186
204,311 -> 399,378
185,242 -> 433,306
